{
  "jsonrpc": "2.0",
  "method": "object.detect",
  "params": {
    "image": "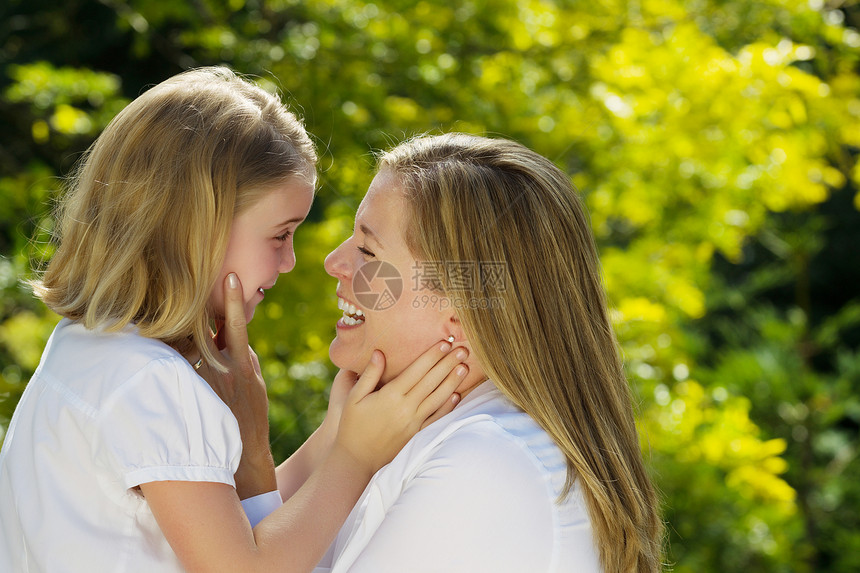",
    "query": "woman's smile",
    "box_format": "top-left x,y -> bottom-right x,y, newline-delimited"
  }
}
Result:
337,295 -> 366,327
